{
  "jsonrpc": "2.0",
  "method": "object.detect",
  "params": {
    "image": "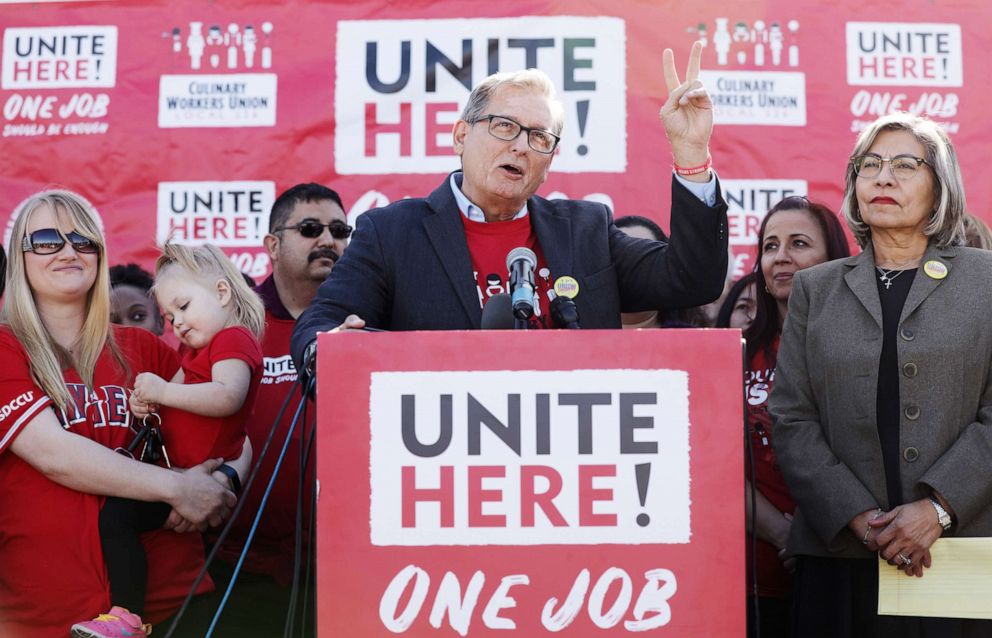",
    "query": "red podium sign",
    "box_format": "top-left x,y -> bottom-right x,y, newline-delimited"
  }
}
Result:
316,329 -> 744,636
